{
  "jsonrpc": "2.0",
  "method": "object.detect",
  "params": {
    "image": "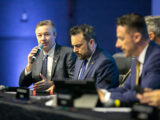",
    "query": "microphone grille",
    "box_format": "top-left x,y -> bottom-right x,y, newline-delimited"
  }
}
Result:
39,44 -> 44,49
